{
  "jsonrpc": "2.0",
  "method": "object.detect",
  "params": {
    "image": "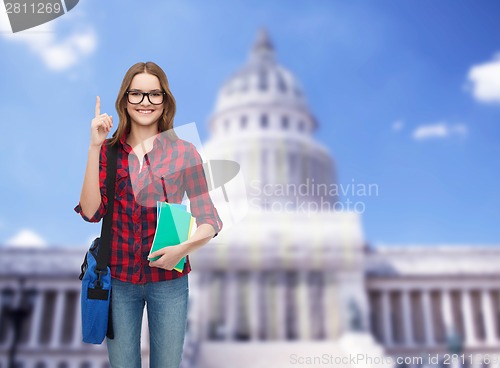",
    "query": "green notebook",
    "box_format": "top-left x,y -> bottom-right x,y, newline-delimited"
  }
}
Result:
149,202 -> 194,272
